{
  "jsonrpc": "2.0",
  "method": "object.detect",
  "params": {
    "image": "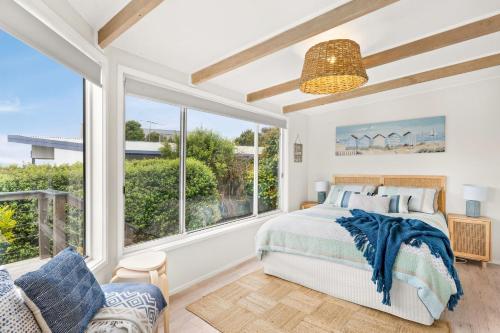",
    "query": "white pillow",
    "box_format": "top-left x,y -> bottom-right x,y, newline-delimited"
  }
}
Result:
348,194 -> 391,214
377,194 -> 411,214
325,184 -> 377,206
377,186 -> 438,214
